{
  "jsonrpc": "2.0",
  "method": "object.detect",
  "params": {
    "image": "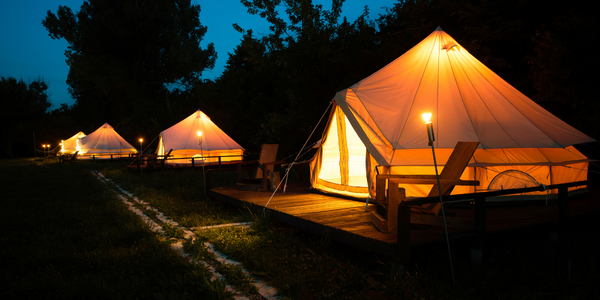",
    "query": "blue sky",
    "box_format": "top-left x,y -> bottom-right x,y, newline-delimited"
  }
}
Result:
0,0 -> 393,109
